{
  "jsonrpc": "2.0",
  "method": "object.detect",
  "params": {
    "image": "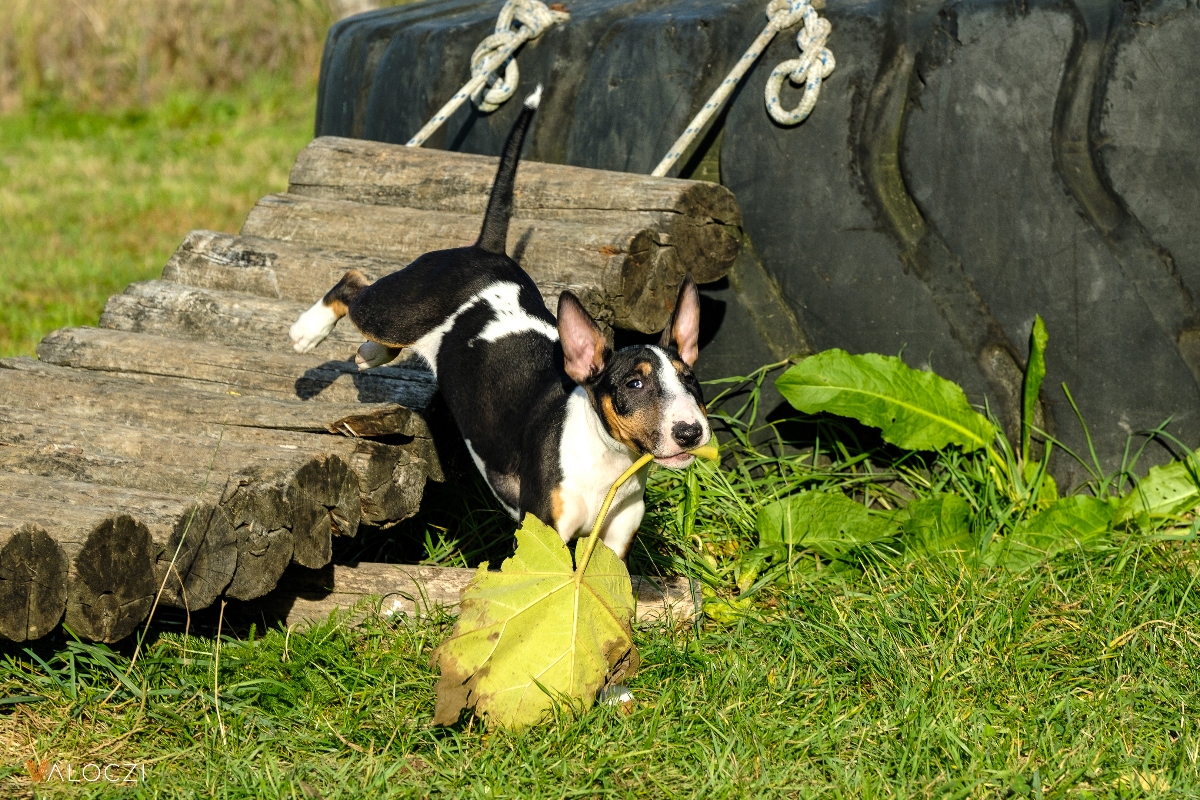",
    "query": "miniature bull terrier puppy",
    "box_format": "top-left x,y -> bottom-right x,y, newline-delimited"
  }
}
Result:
289,87 -> 710,557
